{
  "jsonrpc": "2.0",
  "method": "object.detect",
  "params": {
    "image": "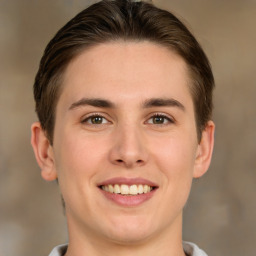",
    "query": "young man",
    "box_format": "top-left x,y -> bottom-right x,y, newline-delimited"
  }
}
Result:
31,0 -> 215,255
